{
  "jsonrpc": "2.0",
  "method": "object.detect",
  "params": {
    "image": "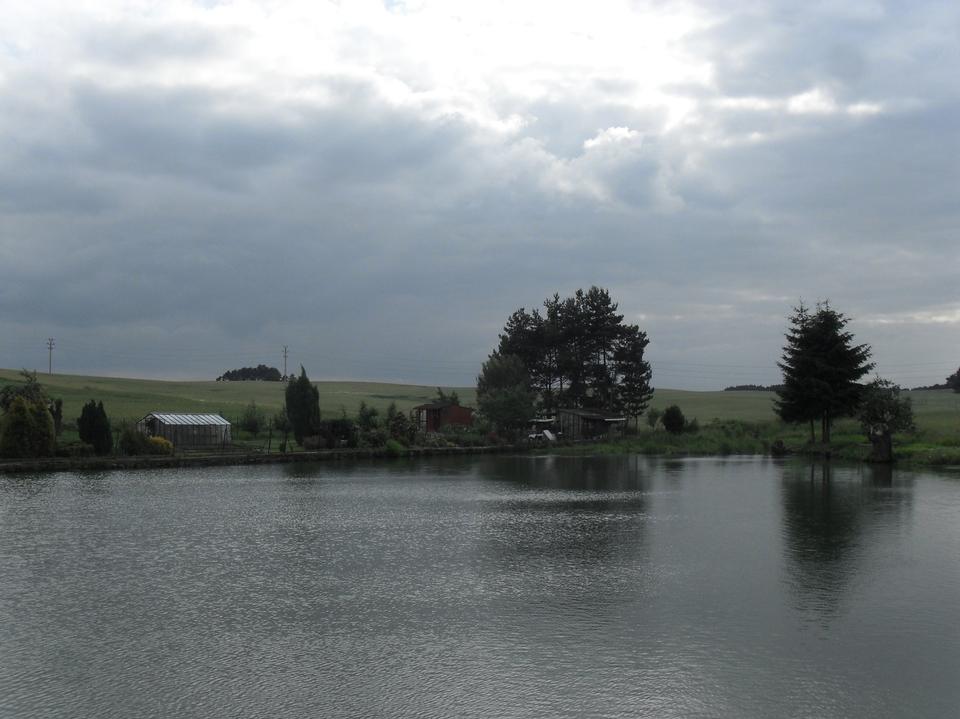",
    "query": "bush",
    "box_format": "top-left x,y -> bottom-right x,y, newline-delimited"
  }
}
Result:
239,401 -> 266,436
319,417 -> 357,448
646,407 -> 662,429
388,411 -> 415,445
55,442 -> 95,458
385,438 -> 406,457
0,396 -> 56,458
662,405 -> 686,434
119,427 -> 173,456
359,427 -> 389,449
147,436 -> 174,455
